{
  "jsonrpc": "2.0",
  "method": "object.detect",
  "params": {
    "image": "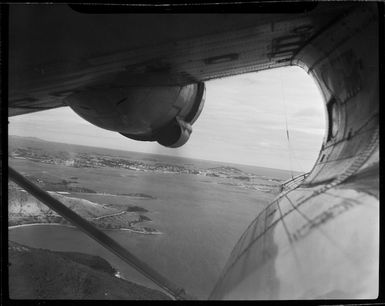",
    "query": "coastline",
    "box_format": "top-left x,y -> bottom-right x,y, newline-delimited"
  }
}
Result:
119,228 -> 162,235
8,222 -> 162,235
8,223 -> 76,230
